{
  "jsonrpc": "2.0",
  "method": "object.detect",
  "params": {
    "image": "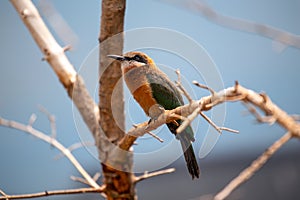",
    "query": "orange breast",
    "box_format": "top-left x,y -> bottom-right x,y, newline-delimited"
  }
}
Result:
123,65 -> 157,116
132,84 -> 157,116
